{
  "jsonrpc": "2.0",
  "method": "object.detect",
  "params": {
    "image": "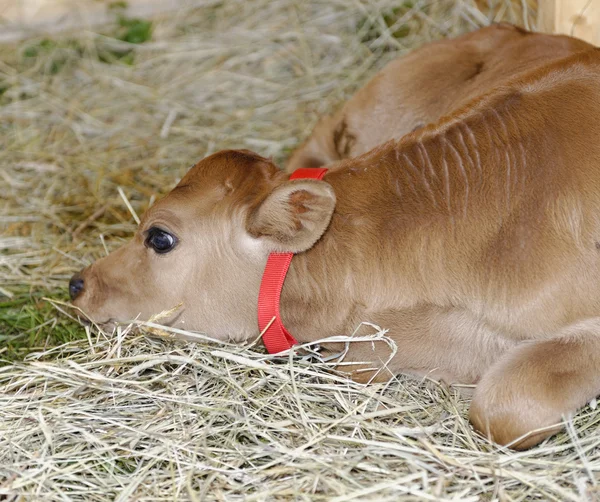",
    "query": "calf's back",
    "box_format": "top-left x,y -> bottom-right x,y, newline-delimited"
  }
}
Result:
287,23 -> 594,171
